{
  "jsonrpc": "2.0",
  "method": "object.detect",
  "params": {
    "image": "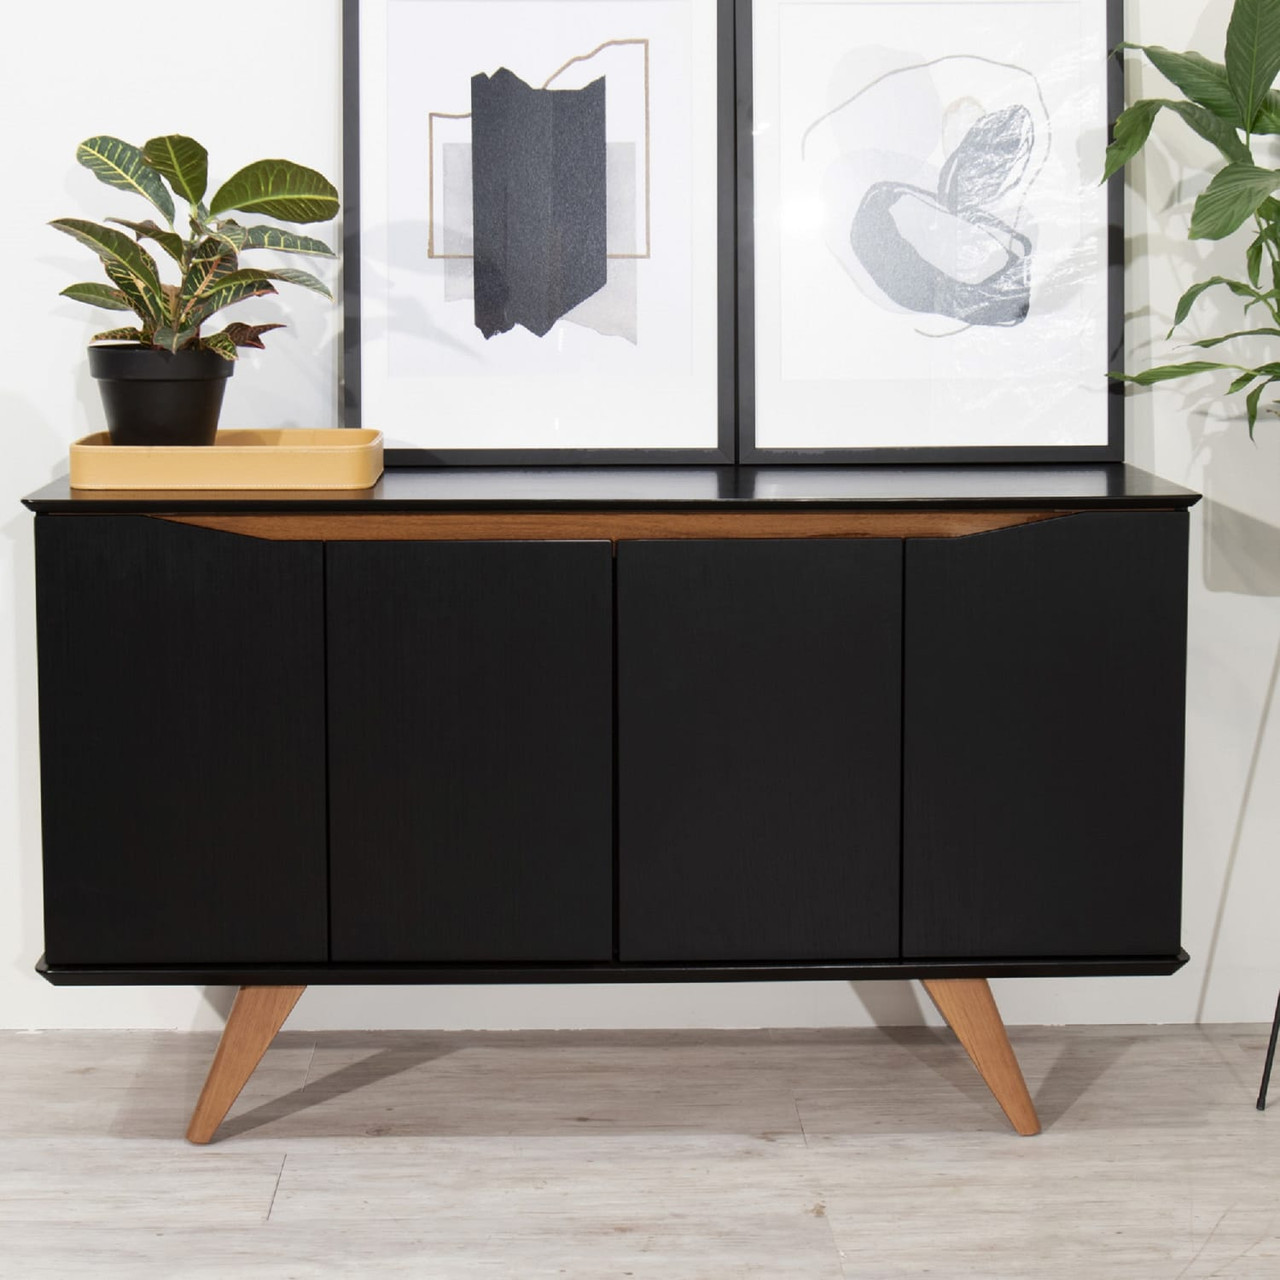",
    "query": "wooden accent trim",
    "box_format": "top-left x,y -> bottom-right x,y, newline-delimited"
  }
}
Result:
186,984 -> 306,1145
921,978 -> 1041,1136
154,510 -> 1065,542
